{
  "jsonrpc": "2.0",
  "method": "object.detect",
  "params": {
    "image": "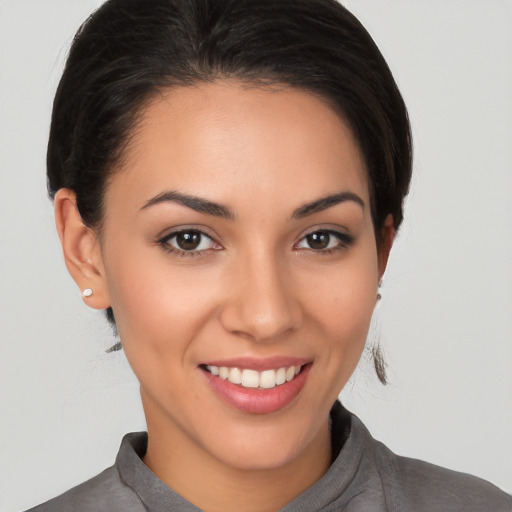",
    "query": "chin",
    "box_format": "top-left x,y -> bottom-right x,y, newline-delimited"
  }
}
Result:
200,411 -> 329,472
